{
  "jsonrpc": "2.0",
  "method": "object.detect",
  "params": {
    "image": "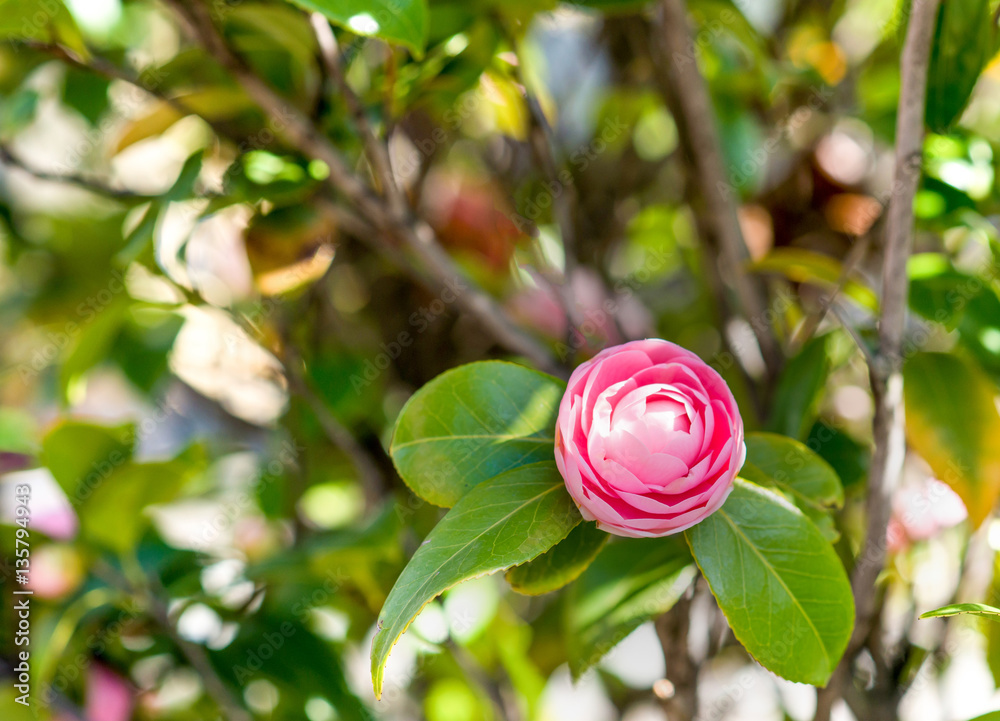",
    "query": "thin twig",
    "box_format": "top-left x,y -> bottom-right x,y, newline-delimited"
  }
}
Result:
517,73 -> 580,268
382,47 -> 398,143
652,0 -> 781,379
502,26 -> 632,348
655,593 -> 698,721
145,588 -> 252,721
162,0 -> 379,215
0,143 -> 147,199
308,13 -> 406,217
26,2 -> 561,375
790,233 -> 872,352
446,640 -> 523,721
22,41 -> 213,129
95,562 -> 251,721
288,369 -> 386,511
829,302 -> 876,368
814,0 -> 940,718
508,53 -> 588,355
